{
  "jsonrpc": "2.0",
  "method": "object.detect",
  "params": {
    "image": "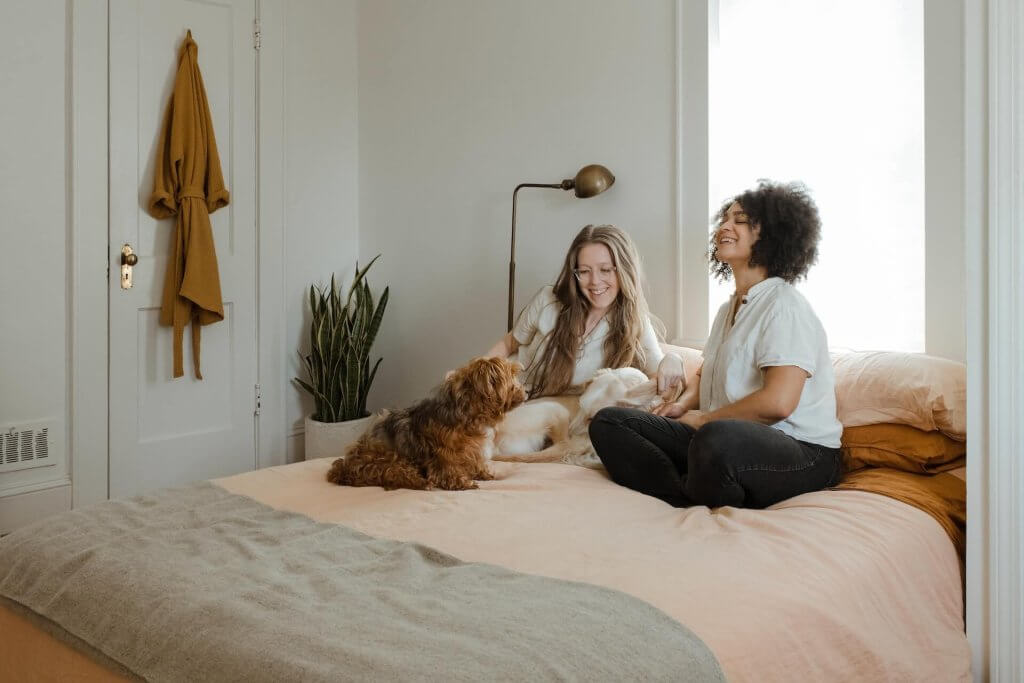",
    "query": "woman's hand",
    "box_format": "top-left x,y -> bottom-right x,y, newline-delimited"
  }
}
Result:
676,410 -> 707,430
656,353 -> 685,399
651,401 -> 686,418
485,333 -> 520,359
651,402 -> 706,429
